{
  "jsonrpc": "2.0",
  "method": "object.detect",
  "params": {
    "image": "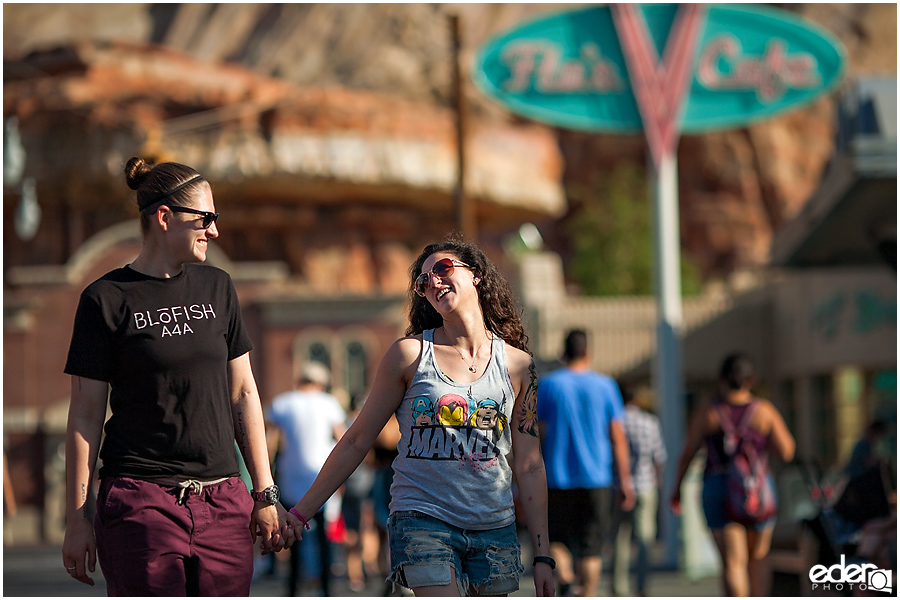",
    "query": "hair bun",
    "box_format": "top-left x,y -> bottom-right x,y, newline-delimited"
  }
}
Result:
124,156 -> 153,190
